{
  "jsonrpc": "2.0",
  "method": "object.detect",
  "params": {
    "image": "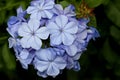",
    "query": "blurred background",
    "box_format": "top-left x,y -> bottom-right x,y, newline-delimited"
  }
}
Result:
0,0 -> 120,80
